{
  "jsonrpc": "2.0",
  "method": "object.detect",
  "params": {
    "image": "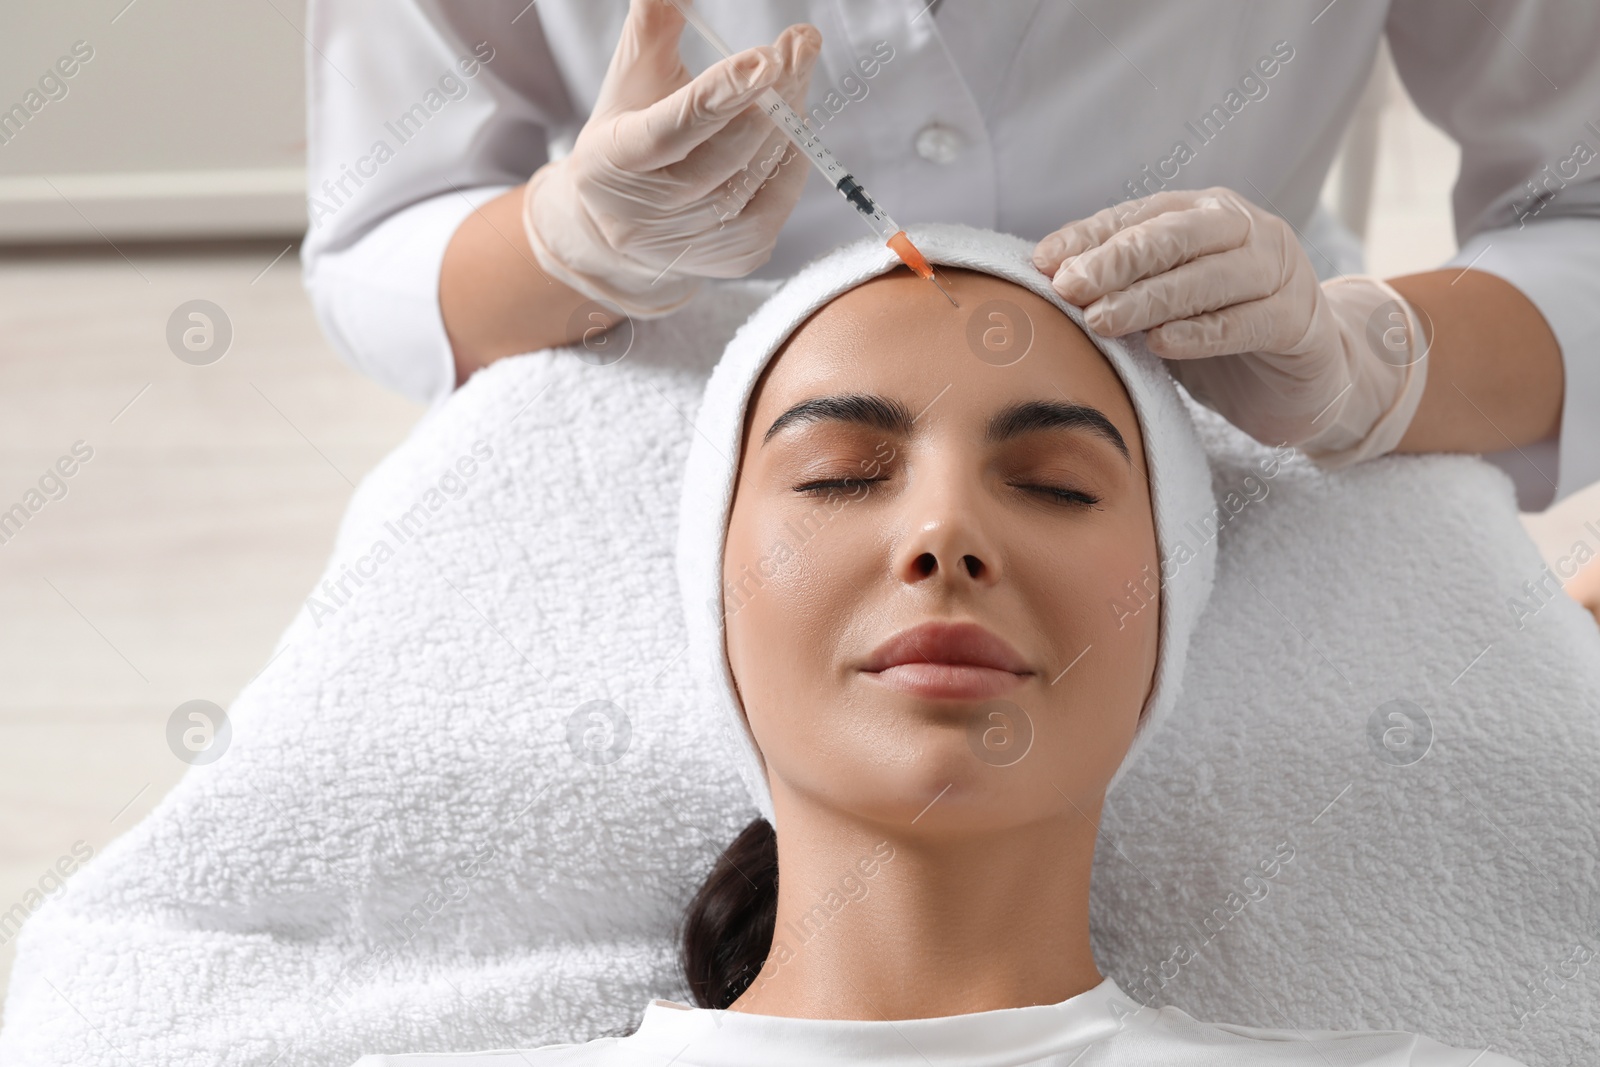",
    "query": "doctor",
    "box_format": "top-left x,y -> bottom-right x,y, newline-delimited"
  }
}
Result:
302,0 -> 1600,517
